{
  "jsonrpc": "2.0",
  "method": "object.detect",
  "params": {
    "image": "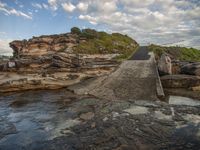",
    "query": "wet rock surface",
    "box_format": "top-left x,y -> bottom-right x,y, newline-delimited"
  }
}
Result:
0,90 -> 200,150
